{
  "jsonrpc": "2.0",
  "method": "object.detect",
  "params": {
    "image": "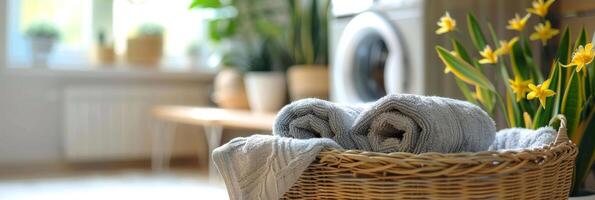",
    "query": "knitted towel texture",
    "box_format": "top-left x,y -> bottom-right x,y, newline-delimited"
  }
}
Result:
488,127 -> 557,151
212,135 -> 341,200
350,94 -> 497,153
273,98 -> 366,149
